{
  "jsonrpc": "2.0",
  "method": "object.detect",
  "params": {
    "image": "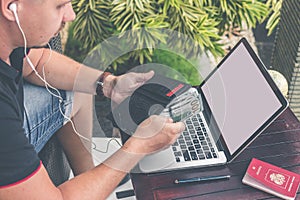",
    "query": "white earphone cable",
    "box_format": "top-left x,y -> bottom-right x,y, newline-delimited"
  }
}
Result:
12,8 -> 121,153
